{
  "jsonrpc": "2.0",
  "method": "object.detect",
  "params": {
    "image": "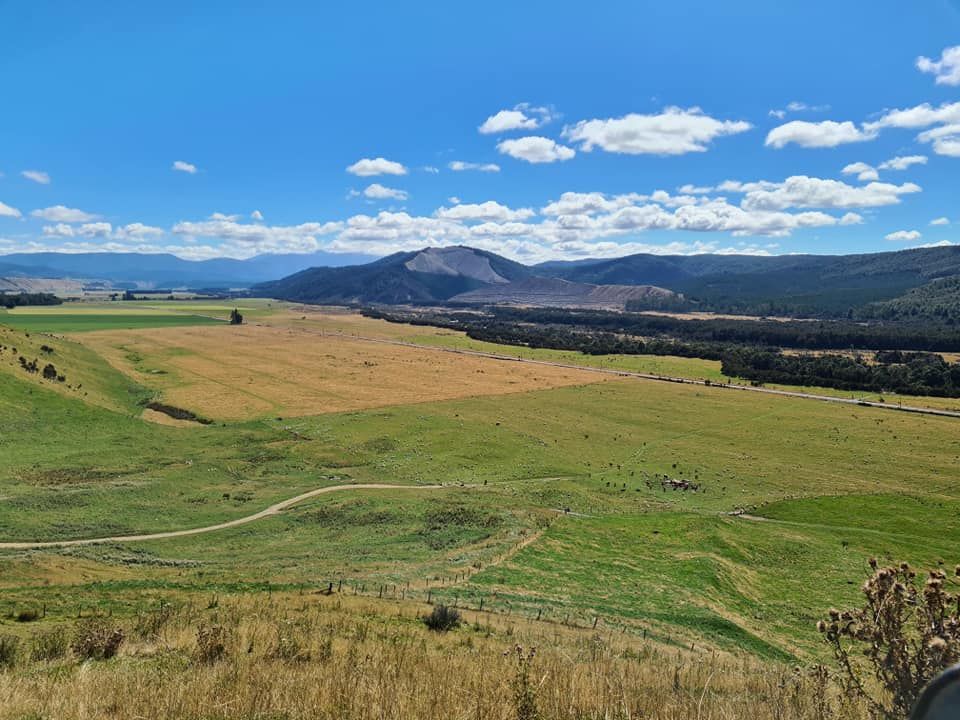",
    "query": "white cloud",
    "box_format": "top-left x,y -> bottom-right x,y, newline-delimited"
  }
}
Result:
563,107 -> 751,155
0,201 -> 22,218
860,103 -> 960,157
447,196 -> 461,205
917,124 -> 960,157
448,160 -> 501,172
30,205 -> 99,222
766,120 -> 876,149
209,212 -> 240,221
172,160 -> 198,174
885,230 -> 922,242
930,217 -> 950,226
346,157 -> 407,177
43,222 -> 111,238
866,102 -> 960,131
21,170 -> 50,185
841,162 -> 879,182
917,46 -> 960,86
768,101 -> 830,119
172,218 -> 342,257
740,176 -> 920,211
878,155 -> 927,171
435,201 -> 535,223
115,223 -> 164,239
478,104 -> 554,134
496,136 -> 575,163
541,192 -> 646,217
251,210 -> 264,221
421,166 -> 440,174
677,184 -> 714,195
363,183 -> 408,201
479,110 -> 539,134
840,213 -> 865,225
